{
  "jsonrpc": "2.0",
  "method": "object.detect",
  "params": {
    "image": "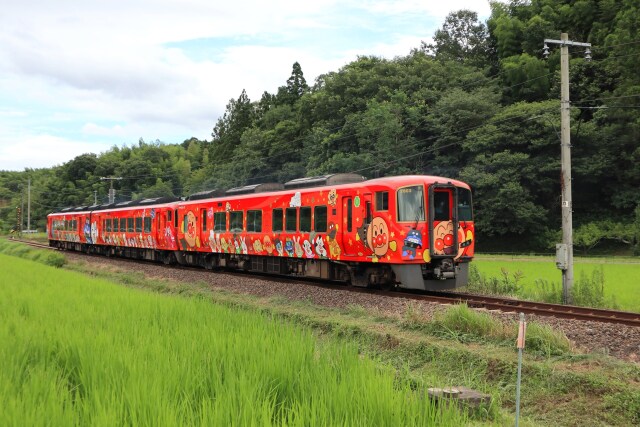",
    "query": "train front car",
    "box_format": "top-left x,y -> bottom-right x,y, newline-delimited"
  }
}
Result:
360,176 -> 474,291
